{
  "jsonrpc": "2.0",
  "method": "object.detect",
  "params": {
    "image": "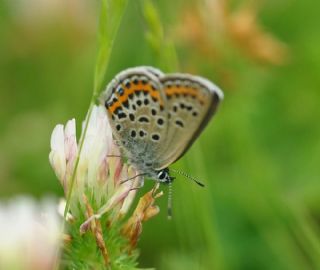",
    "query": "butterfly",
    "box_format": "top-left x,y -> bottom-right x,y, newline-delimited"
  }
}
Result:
102,66 -> 223,185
